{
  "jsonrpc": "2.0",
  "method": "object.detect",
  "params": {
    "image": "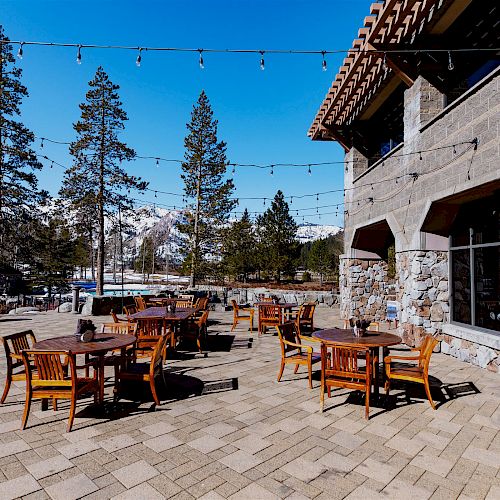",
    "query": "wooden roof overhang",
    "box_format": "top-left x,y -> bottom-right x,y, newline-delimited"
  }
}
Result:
308,0 -> 474,149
